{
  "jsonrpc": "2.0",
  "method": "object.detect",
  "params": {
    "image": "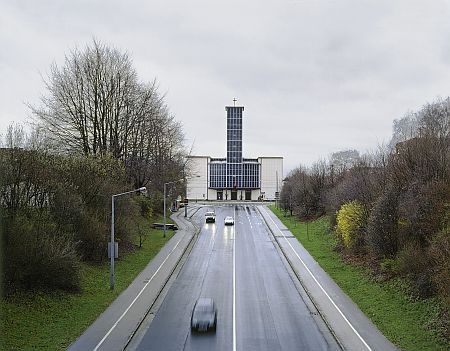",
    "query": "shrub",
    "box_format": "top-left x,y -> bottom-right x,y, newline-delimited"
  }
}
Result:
146,191 -> 164,216
397,243 -> 434,298
75,210 -> 109,262
429,227 -> 450,305
114,196 -> 140,248
379,258 -> 400,278
134,195 -> 154,219
55,155 -> 138,261
326,162 -> 380,227
336,200 -> 366,251
4,211 -> 80,293
398,180 -> 449,247
366,186 -> 400,258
